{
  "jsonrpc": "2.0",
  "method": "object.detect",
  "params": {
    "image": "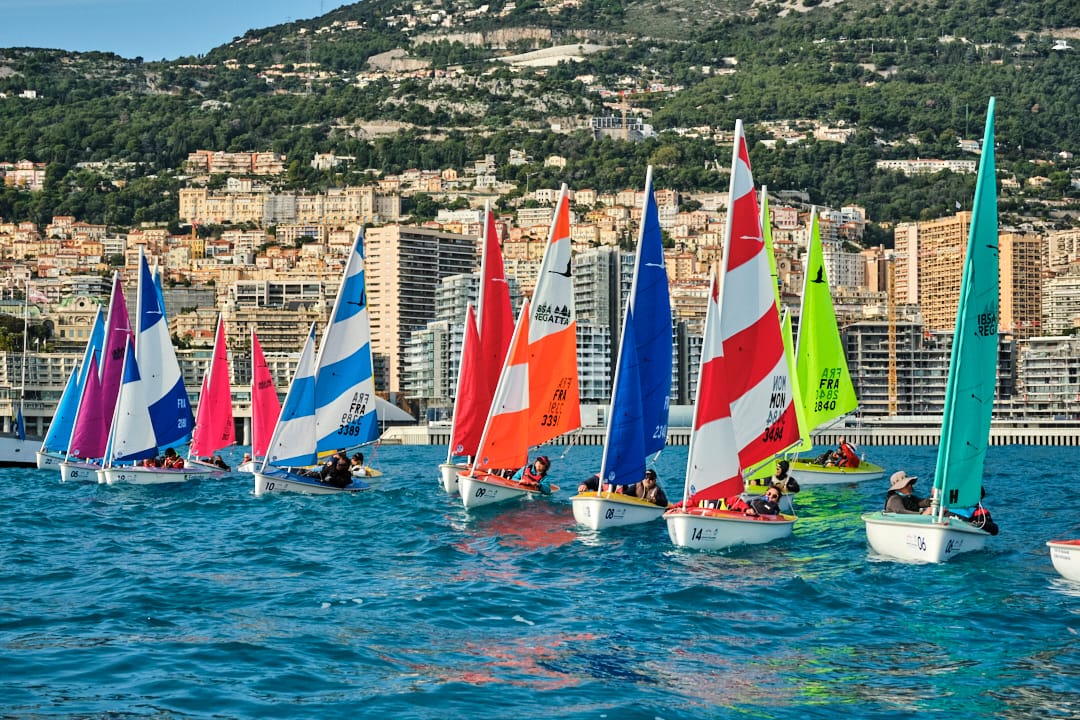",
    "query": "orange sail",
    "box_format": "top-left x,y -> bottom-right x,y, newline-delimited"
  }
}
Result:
473,300 -> 532,473
527,186 -> 581,445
